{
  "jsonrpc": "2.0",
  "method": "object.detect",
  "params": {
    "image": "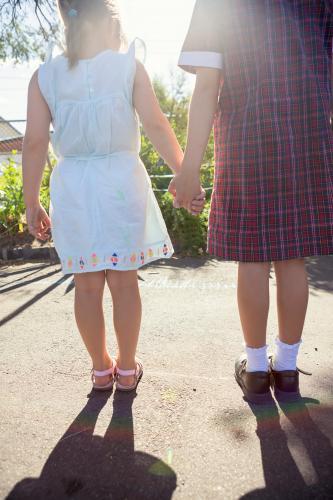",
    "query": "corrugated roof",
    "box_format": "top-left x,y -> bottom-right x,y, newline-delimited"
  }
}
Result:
0,117 -> 22,140
0,136 -> 23,153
